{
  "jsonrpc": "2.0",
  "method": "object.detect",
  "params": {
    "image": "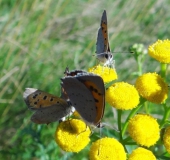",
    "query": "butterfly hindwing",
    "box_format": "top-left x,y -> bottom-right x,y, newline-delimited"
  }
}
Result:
31,104 -> 71,124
